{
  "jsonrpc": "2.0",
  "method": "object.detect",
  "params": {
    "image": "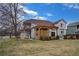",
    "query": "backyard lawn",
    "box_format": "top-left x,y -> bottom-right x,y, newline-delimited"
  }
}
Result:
0,38 -> 79,56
